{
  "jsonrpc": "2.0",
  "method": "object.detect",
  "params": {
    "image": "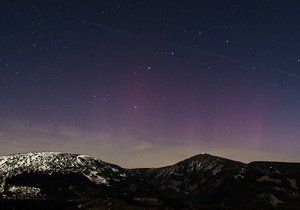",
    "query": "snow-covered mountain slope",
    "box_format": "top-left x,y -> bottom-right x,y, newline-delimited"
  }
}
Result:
0,152 -> 299,209
149,153 -> 245,178
132,154 -> 300,208
0,152 -> 128,194
134,153 -> 246,198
